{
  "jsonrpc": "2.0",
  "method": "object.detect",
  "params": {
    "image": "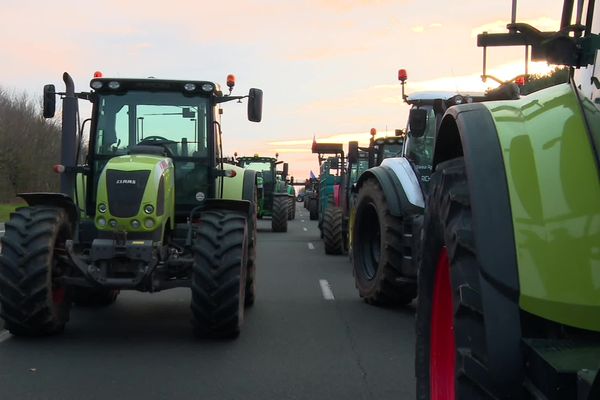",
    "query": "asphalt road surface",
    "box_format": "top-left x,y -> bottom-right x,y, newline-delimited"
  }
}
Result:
0,205 -> 416,400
